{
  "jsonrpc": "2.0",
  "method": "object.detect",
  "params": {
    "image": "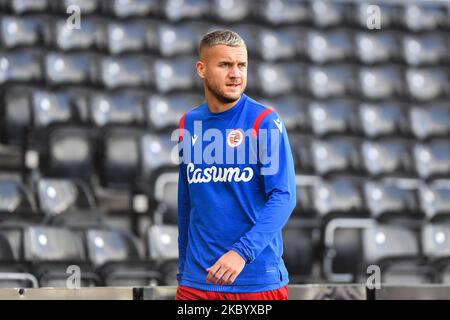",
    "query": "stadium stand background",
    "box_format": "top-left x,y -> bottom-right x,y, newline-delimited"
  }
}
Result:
0,0 -> 450,288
